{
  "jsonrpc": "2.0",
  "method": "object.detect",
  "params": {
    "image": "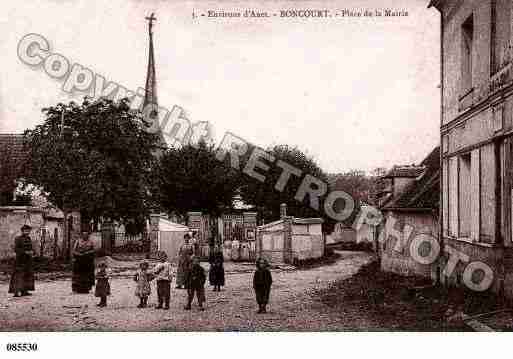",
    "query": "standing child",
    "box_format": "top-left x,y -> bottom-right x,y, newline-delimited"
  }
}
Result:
184,256 -> 206,311
208,247 -> 225,292
134,261 -> 154,308
253,258 -> 272,314
152,251 -> 174,310
95,262 -> 110,307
